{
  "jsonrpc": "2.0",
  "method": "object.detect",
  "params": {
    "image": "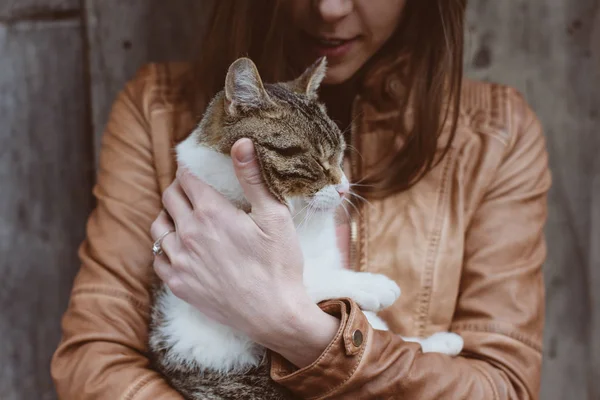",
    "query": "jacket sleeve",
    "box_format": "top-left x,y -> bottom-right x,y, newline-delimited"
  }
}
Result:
269,90 -> 552,399
51,66 -> 184,399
